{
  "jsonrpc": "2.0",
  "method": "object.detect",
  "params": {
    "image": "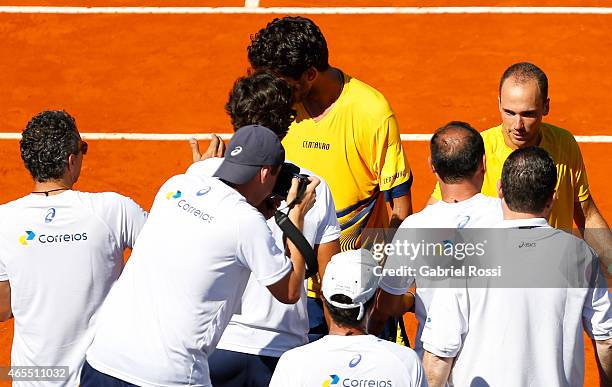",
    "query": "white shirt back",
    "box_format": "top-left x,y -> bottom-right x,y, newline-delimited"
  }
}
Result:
187,158 -> 341,356
0,191 -> 147,386
270,334 -> 426,387
422,218 -> 612,386
86,174 -> 293,387
379,193 -> 502,355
